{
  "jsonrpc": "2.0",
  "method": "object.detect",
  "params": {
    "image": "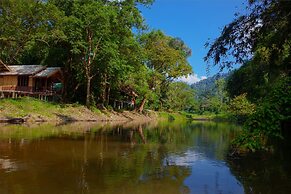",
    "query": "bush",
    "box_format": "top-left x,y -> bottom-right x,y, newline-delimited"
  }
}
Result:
232,76 -> 291,152
228,93 -> 256,122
